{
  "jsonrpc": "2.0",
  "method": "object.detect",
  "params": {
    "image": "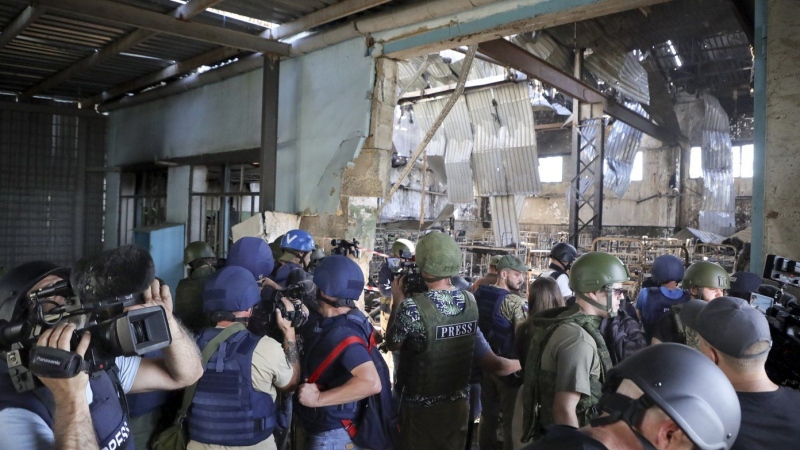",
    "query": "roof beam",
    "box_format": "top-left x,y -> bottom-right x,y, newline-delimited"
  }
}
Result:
37,0 -> 288,54
267,0 -> 393,40
477,39 -> 679,145
0,5 -> 46,51
79,46 -> 243,107
23,0 -> 228,97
